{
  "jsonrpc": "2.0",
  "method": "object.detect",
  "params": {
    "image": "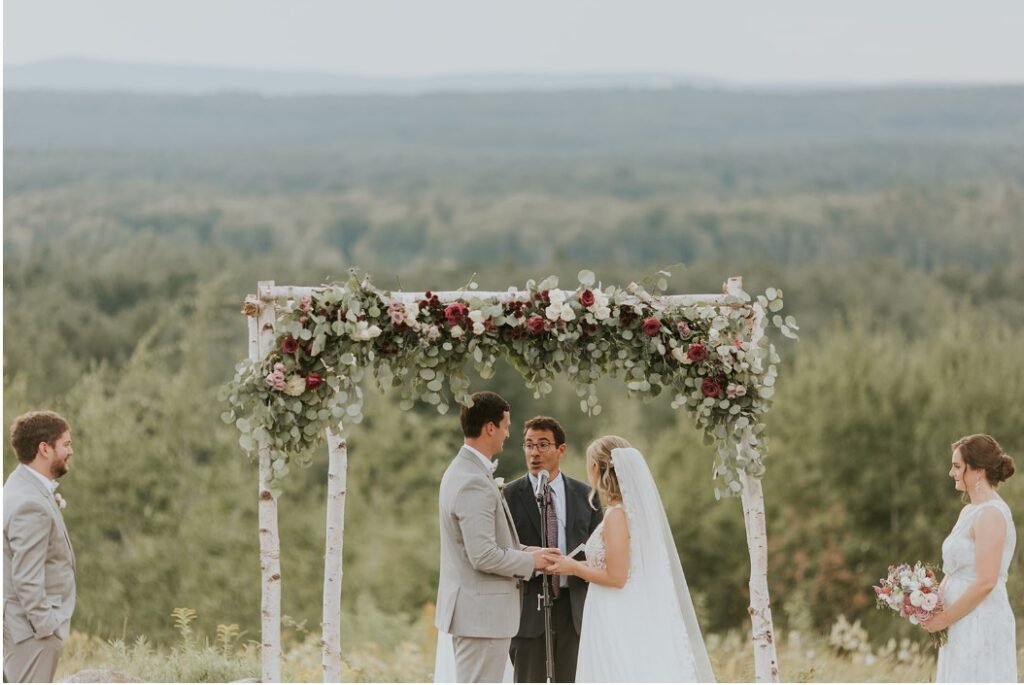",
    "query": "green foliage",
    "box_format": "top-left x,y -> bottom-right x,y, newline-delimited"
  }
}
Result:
5,86 -> 1023,656
224,270 -> 790,495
